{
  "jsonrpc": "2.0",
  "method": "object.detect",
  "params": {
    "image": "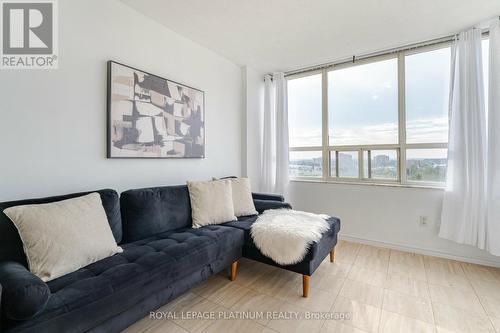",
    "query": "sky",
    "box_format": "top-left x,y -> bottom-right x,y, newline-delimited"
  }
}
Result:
287,40 -> 490,154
